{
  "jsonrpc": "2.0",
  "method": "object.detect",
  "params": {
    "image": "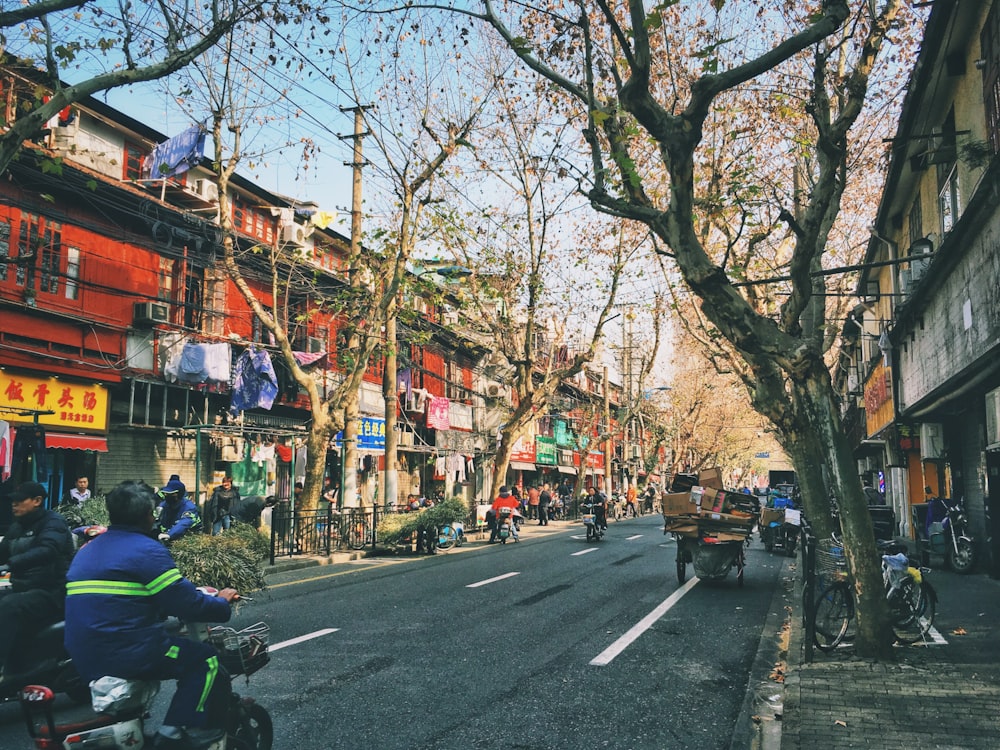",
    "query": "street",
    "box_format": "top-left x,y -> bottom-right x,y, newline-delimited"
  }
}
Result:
0,515 -> 785,749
